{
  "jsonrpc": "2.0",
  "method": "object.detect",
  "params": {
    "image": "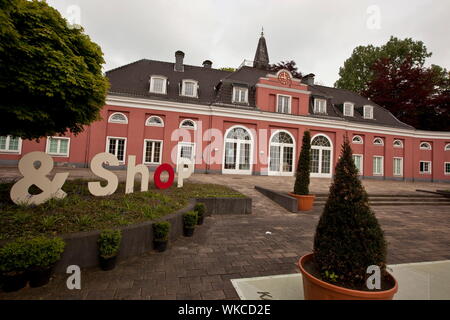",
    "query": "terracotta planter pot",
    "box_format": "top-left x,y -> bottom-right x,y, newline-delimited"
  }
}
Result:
288,193 -> 316,211
297,253 -> 398,300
